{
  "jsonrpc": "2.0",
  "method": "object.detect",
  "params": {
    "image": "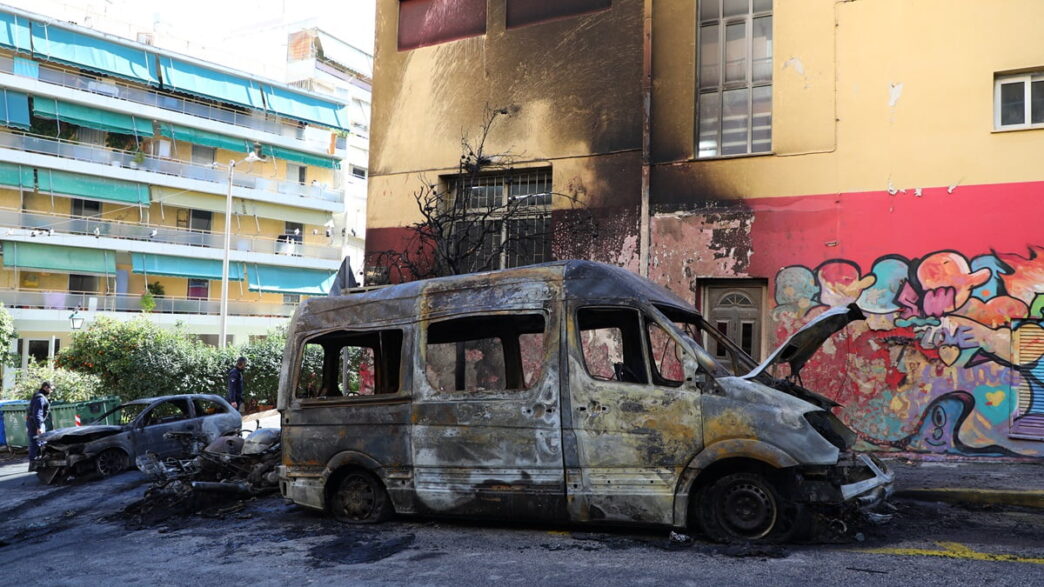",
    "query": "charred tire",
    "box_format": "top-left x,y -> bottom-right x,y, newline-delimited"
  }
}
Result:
697,472 -> 804,543
328,470 -> 392,524
95,448 -> 129,477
